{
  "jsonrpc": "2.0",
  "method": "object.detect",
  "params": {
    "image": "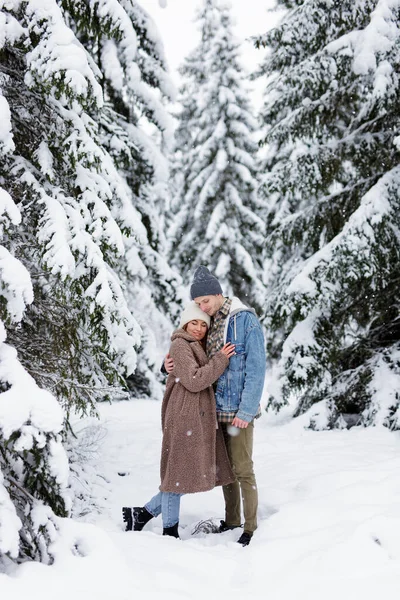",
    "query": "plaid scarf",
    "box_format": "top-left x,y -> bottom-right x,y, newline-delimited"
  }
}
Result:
206,298 -> 232,358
